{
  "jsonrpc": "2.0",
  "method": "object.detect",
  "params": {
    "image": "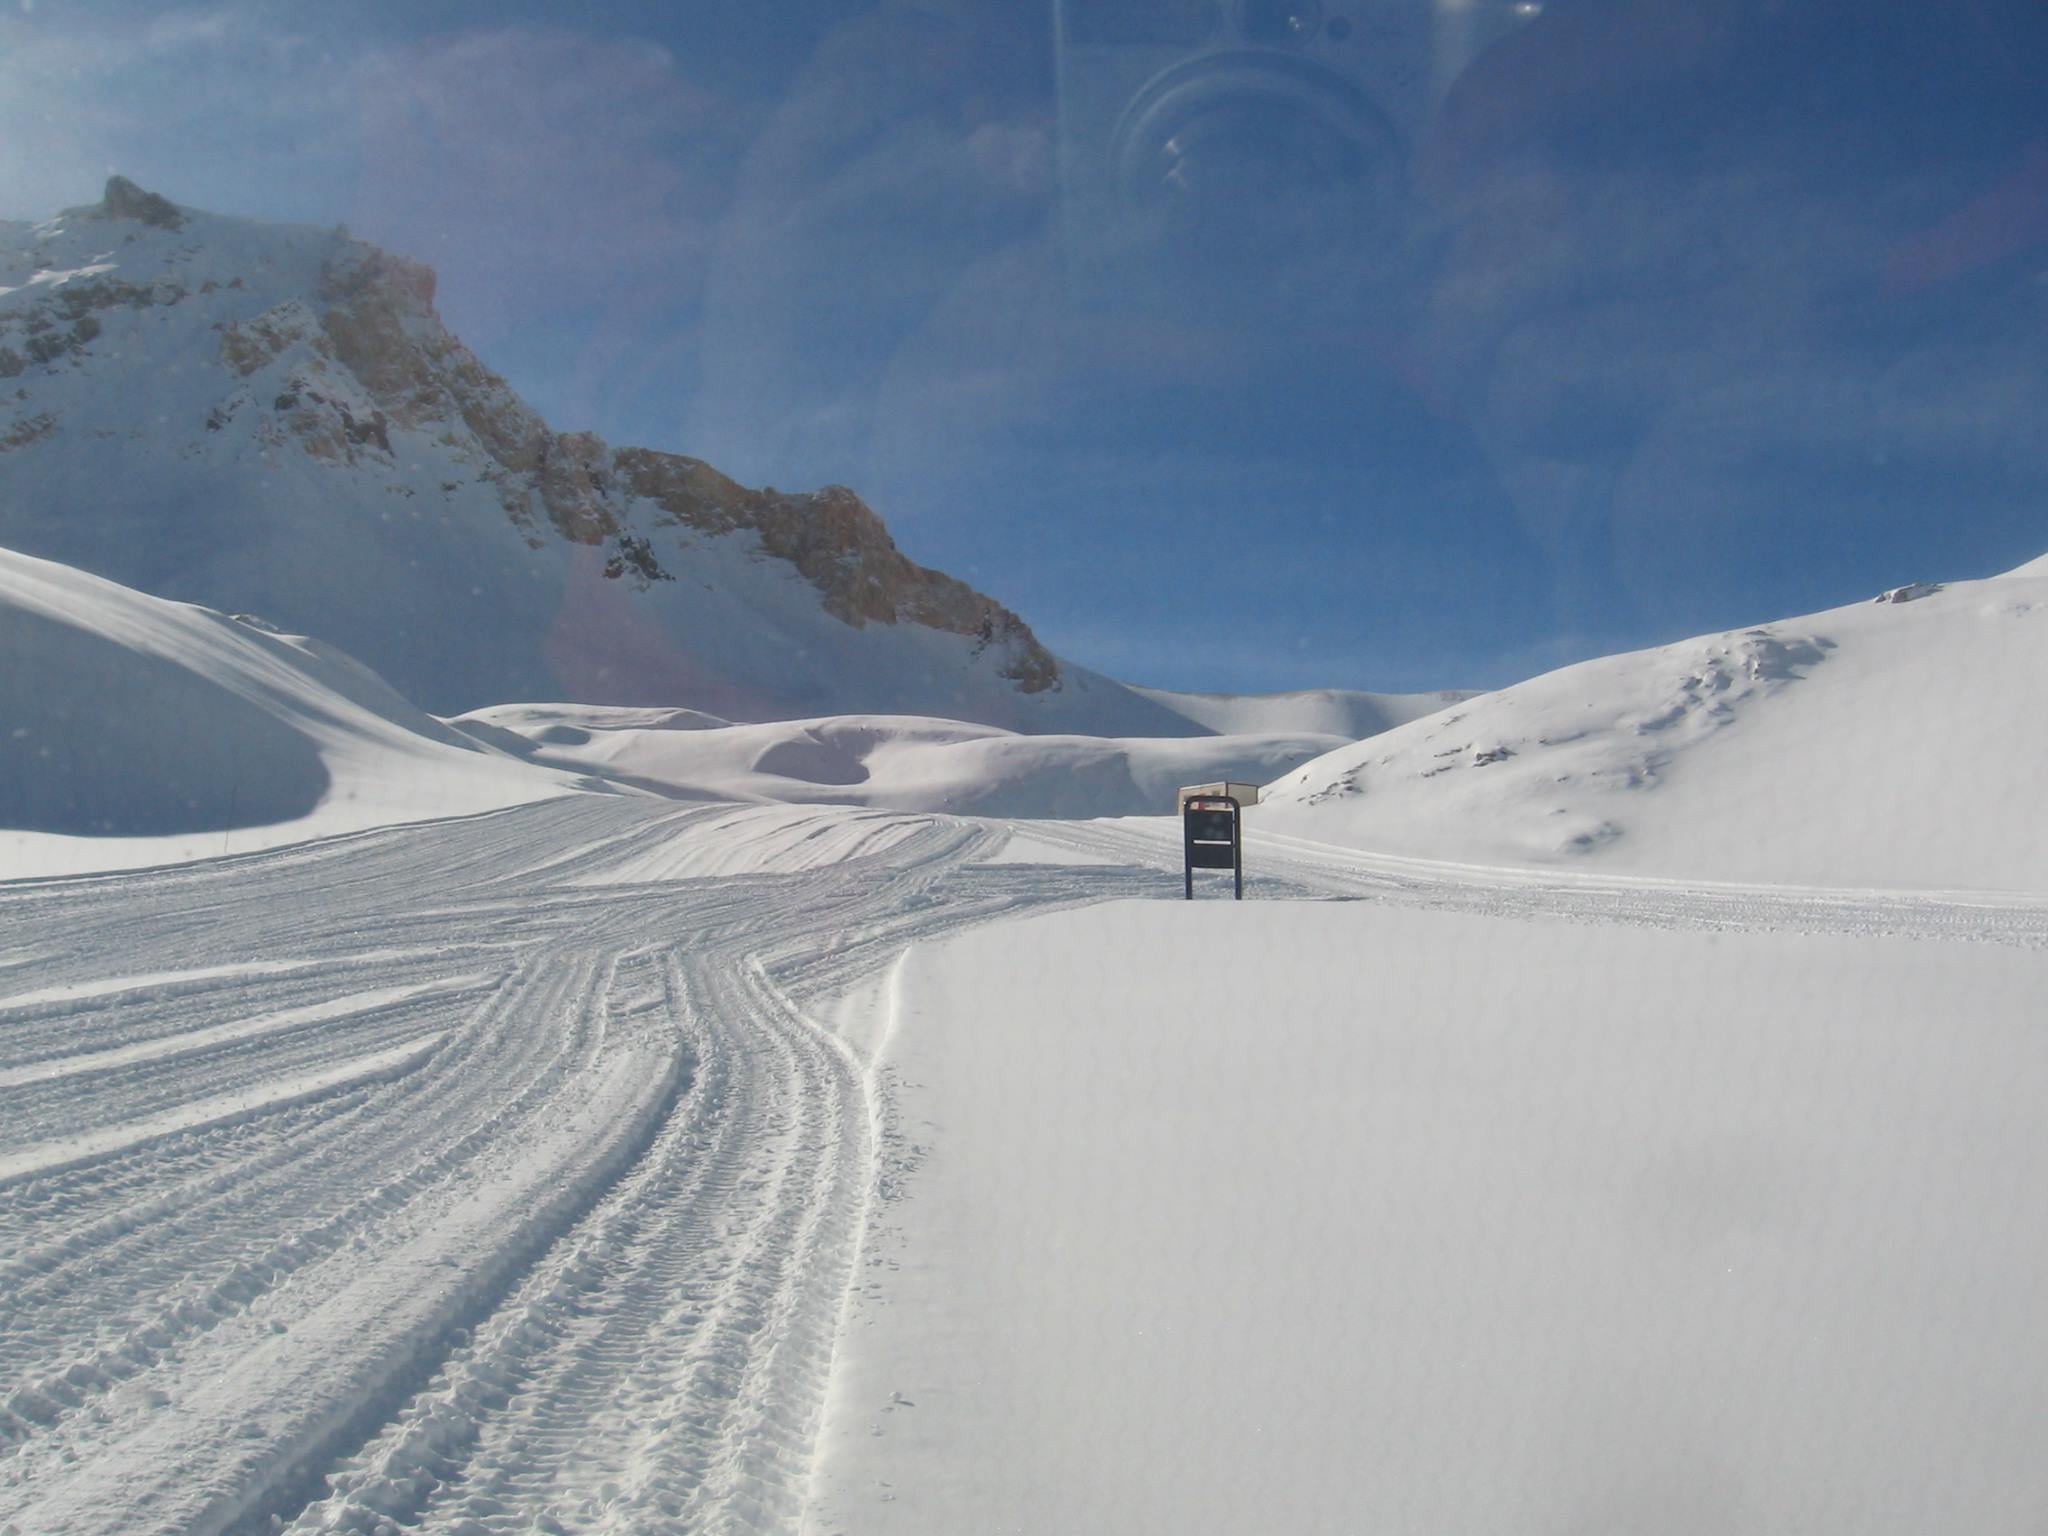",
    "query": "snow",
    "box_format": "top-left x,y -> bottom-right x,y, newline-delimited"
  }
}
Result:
976,829 -> 1126,866
807,896 -> 2048,1535
459,702 -> 1351,820
0,1035 -> 449,1186
5,777 -> 2048,1533
0,546 -> 1385,881
0,547 -> 588,878
1129,683 -> 1473,738
568,803 -> 941,883
1257,572 -> 2048,892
